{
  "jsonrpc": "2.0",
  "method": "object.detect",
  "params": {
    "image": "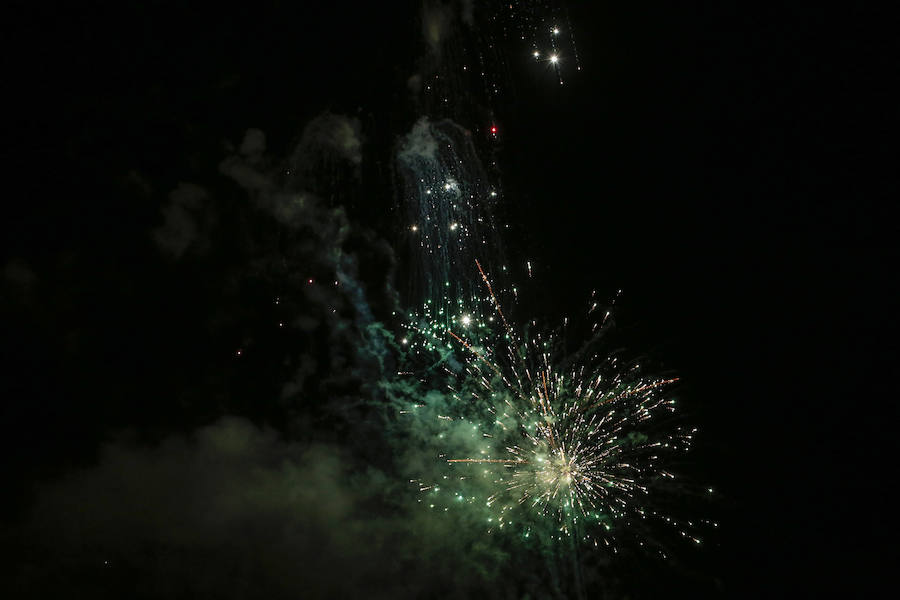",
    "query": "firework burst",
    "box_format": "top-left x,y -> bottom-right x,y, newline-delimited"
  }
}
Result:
400,262 -> 707,553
